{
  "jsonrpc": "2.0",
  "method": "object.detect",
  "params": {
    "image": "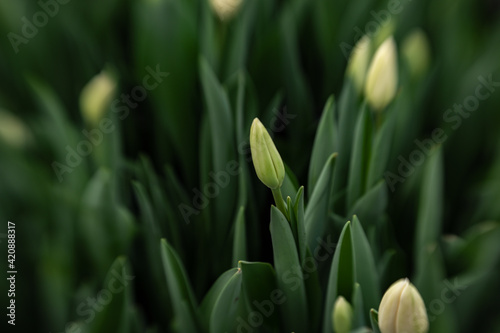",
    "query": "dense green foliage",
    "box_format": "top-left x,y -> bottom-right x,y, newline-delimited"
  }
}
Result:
0,0 -> 500,332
